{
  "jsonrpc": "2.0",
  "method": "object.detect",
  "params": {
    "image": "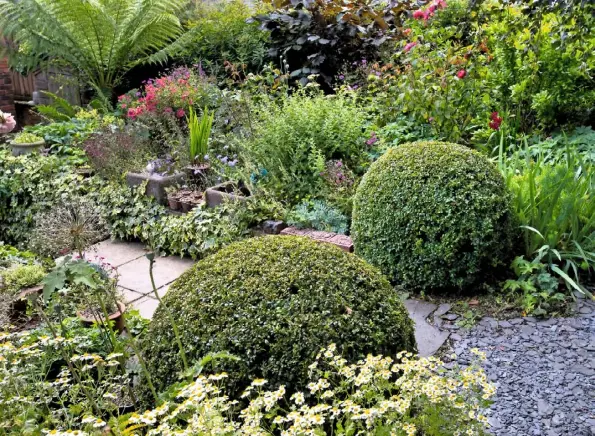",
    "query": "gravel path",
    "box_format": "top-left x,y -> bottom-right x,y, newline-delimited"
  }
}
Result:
448,300 -> 595,436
